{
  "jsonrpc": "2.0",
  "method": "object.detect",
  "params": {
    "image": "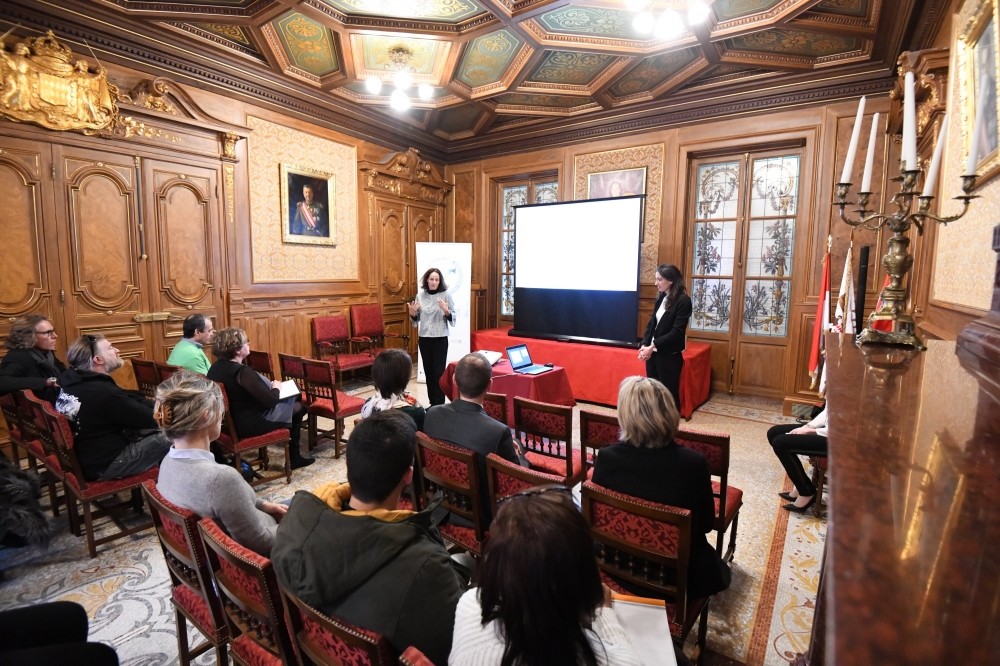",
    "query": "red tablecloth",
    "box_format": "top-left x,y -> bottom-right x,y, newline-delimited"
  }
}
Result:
440,359 -> 575,427
469,328 -> 712,418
